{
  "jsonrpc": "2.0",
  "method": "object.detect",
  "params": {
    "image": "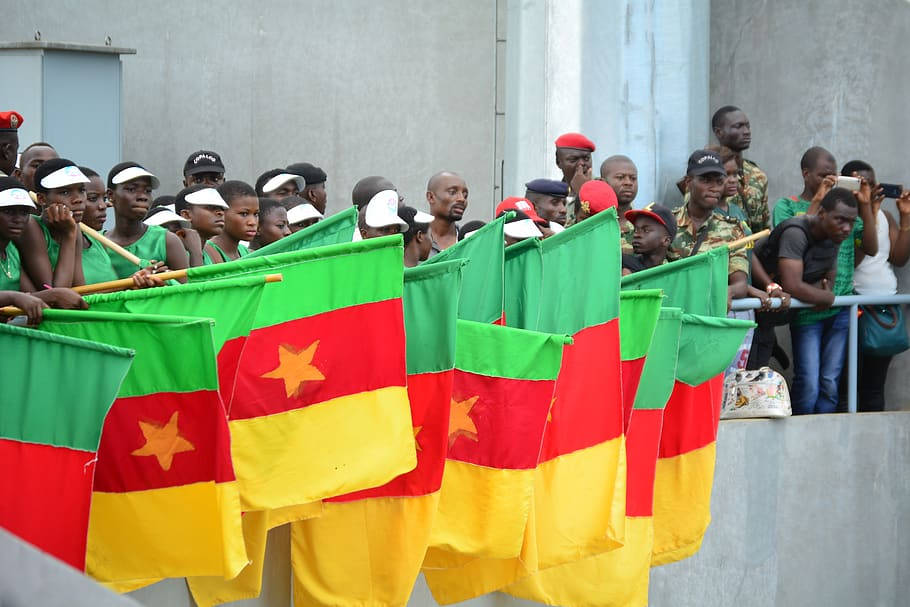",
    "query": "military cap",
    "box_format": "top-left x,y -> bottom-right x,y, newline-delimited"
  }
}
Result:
555,132 -> 595,151
0,111 -> 23,132
578,180 -> 617,215
525,178 -> 569,197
